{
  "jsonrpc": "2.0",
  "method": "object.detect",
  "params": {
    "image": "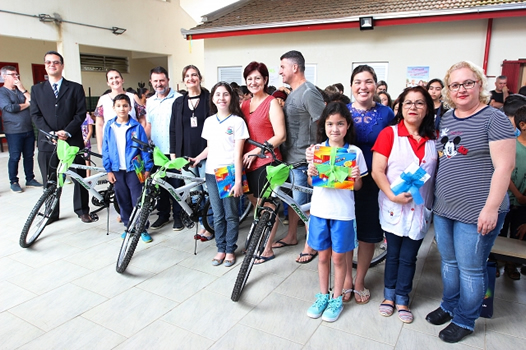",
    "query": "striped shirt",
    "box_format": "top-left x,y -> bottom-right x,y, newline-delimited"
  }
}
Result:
433,106 -> 515,224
